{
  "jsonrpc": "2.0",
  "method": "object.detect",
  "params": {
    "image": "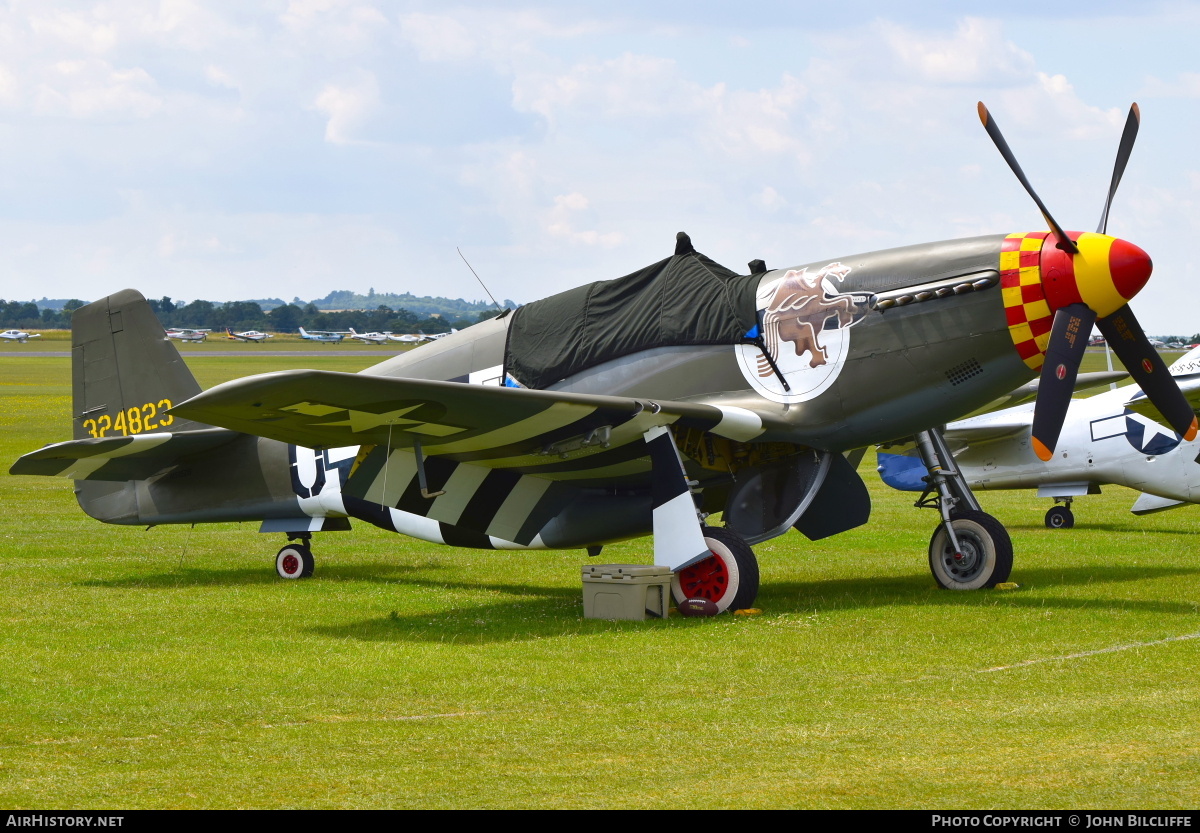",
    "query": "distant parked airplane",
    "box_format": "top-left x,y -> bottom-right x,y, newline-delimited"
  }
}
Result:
347,328 -> 390,344
879,346 -> 1200,527
165,328 -> 210,343
298,327 -> 344,343
0,329 -> 41,343
226,328 -> 273,343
